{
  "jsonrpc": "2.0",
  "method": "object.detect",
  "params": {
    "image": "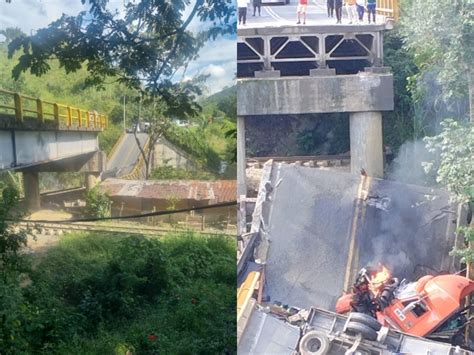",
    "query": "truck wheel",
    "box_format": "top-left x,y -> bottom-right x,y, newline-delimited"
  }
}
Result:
299,330 -> 330,355
345,322 -> 378,341
349,312 -> 382,331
